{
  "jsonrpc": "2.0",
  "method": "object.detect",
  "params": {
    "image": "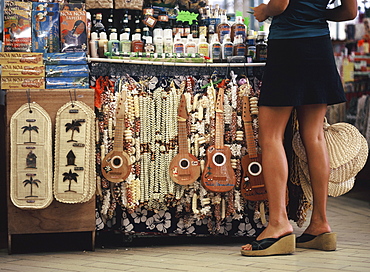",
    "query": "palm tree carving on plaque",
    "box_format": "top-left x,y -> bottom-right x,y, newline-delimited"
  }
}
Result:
23,176 -> 41,198
62,169 -> 79,193
21,124 -> 39,144
65,119 -> 82,142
